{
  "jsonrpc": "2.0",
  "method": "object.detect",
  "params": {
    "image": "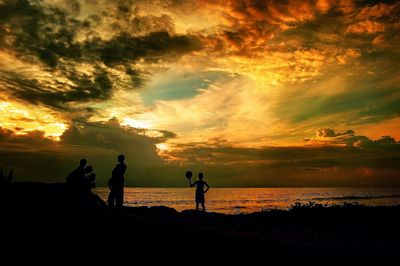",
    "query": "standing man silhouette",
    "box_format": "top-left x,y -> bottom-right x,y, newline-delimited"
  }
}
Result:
108,154 -> 127,207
